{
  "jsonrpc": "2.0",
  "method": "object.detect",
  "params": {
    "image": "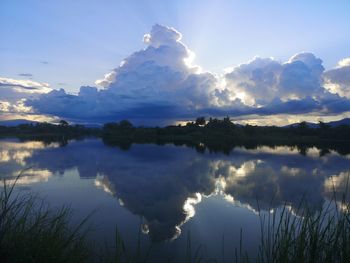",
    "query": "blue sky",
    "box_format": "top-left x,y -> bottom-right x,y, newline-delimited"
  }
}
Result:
1,0 -> 350,91
1,0 -> 350,125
